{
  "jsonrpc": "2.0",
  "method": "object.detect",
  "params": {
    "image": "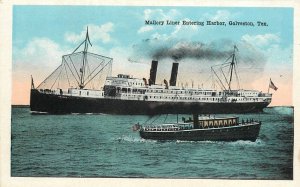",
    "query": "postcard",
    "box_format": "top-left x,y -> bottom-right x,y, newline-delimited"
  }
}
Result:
0,0 -> 299,187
